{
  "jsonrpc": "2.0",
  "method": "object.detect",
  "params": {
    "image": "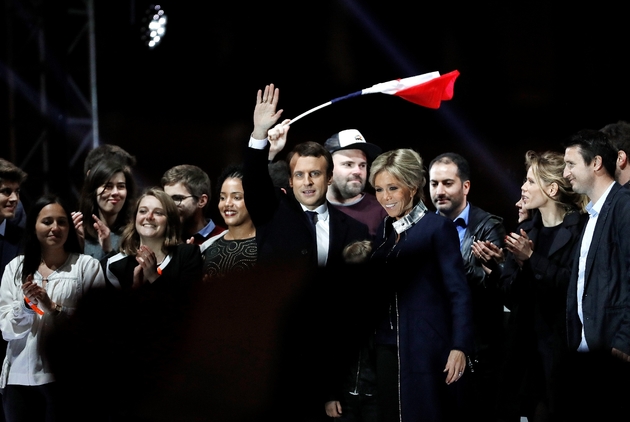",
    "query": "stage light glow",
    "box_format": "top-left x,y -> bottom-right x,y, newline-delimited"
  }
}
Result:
141,5 -> 167,49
